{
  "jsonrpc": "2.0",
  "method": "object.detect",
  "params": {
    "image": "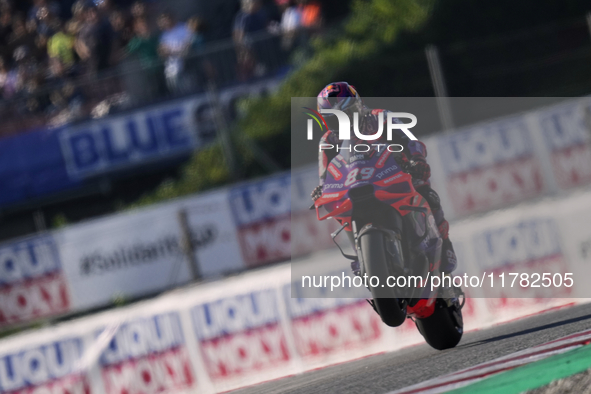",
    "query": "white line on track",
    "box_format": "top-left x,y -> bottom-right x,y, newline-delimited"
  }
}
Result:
388,328 -> 591,394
